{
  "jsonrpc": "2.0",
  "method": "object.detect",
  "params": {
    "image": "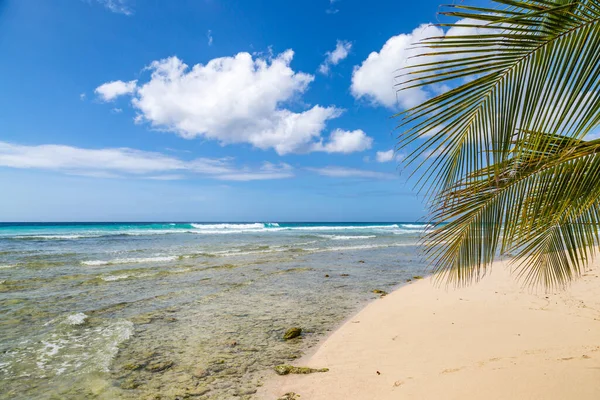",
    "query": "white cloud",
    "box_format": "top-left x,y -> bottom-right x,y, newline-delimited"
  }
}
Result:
376,149 -> 395,163
351,24 -> 443,109
313,129 -> 372,153
319,40 -> 352,75
98,50 -> 370,155
111,108 -> 123,113
95,80 -> 137,102
94,0 -> 132,15
0,141 -> 293,181
146,174 -> 185,181
351,19 -> 487,110
217,162 -> 294,181
207,30 -> 213,46
308,166 -> 397,179
375,149 -> 404,163
79,93 -> 86,101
